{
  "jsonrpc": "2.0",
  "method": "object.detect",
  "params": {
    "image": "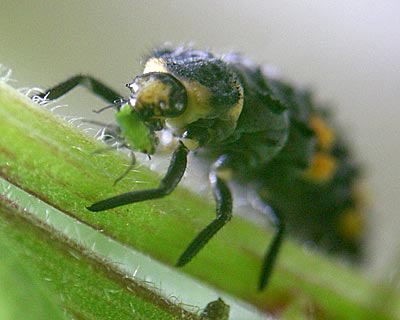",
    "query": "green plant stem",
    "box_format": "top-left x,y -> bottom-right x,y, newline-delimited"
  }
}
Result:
0,198 -> 189,320
0,82 -> 399,319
